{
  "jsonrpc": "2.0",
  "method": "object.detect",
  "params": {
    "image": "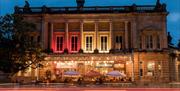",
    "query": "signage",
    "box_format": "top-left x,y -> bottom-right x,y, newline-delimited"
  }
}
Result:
96,63 -> 113,68
56,62 -> 77,68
